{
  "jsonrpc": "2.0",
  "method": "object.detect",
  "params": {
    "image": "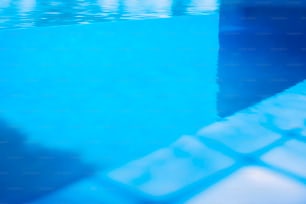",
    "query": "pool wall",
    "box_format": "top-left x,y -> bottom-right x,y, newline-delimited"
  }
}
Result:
0,14 -> 219,166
